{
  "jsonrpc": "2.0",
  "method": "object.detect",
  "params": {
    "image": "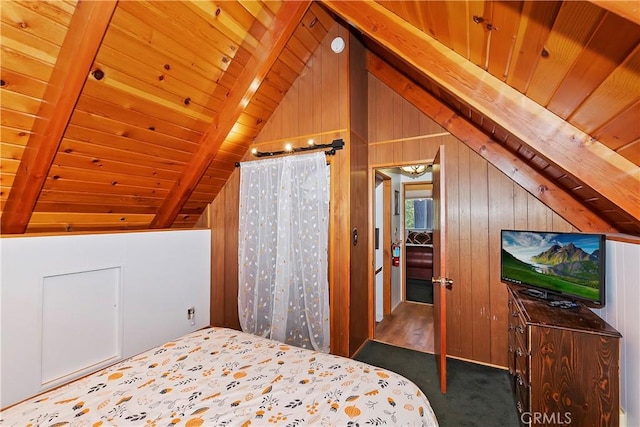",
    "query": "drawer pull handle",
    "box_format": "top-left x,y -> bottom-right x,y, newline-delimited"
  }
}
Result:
516,348 -> 524,357
512,311 -> 519,317
509,345 -> 514,353
516,374 -> 524,386
516,401 -> 523,413
509,324 -> 515,331
516,326 -> 525,334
